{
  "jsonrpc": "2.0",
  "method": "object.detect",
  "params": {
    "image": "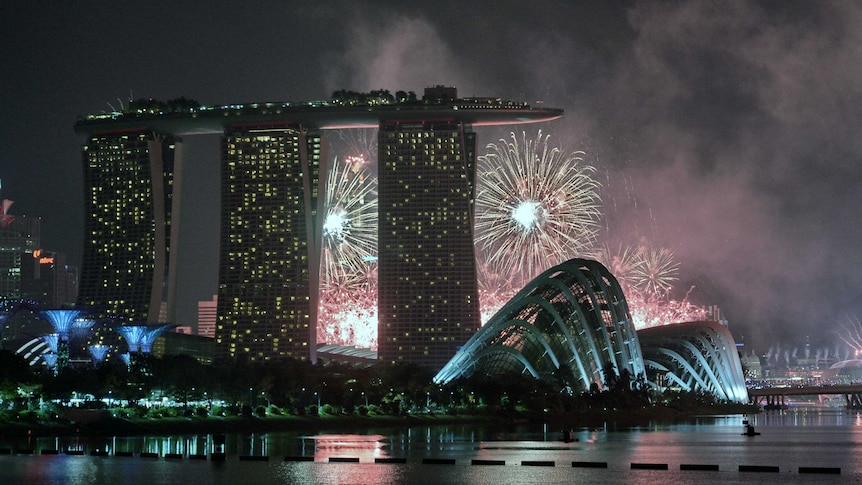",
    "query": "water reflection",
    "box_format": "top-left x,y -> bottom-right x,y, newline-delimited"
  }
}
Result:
3,412 -> 862,483
8,411 -> 862,461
